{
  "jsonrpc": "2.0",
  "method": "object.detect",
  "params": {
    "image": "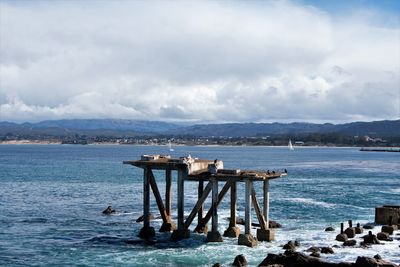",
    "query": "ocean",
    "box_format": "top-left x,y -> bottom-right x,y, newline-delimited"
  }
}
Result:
0,145 -> 399,266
